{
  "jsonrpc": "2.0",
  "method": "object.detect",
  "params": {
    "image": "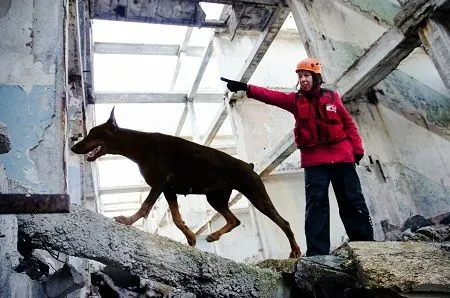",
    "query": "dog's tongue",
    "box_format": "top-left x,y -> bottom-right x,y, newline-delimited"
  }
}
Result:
87,146 -> 101,160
